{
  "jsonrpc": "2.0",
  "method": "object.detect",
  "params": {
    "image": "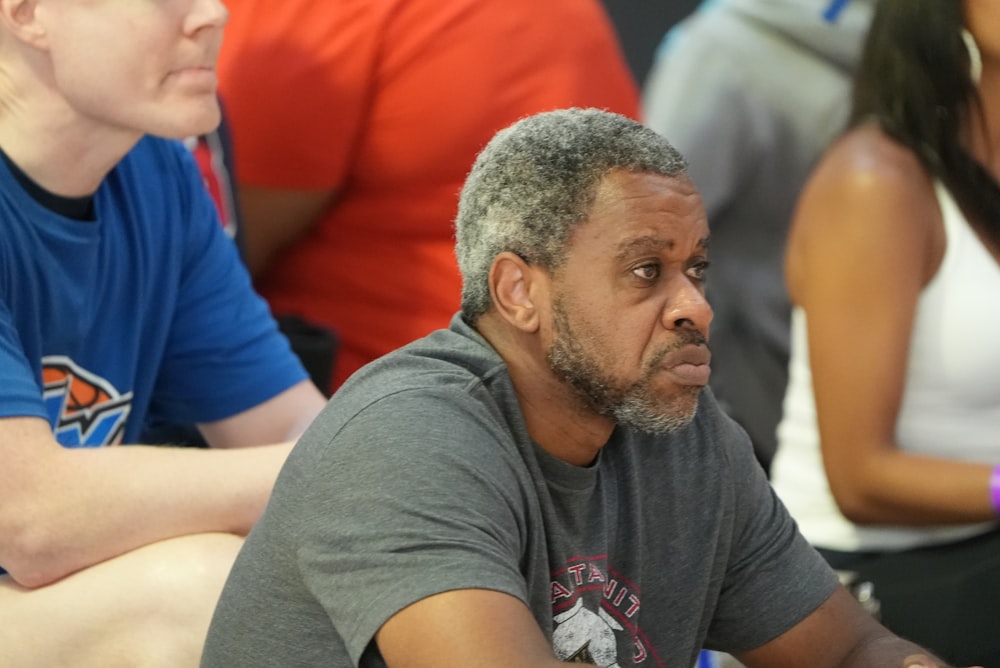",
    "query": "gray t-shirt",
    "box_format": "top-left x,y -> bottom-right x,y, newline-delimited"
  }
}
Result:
202,315 -> 837,667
